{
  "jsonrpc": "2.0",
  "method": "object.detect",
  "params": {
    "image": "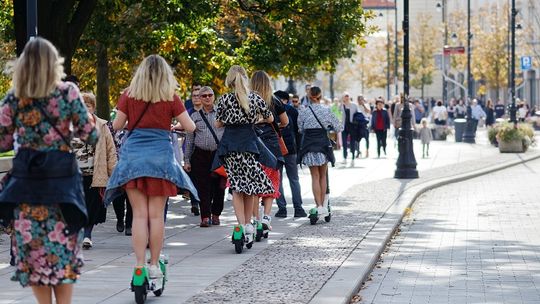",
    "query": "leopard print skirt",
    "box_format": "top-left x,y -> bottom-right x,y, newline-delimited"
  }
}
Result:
223,152 -> 274,196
